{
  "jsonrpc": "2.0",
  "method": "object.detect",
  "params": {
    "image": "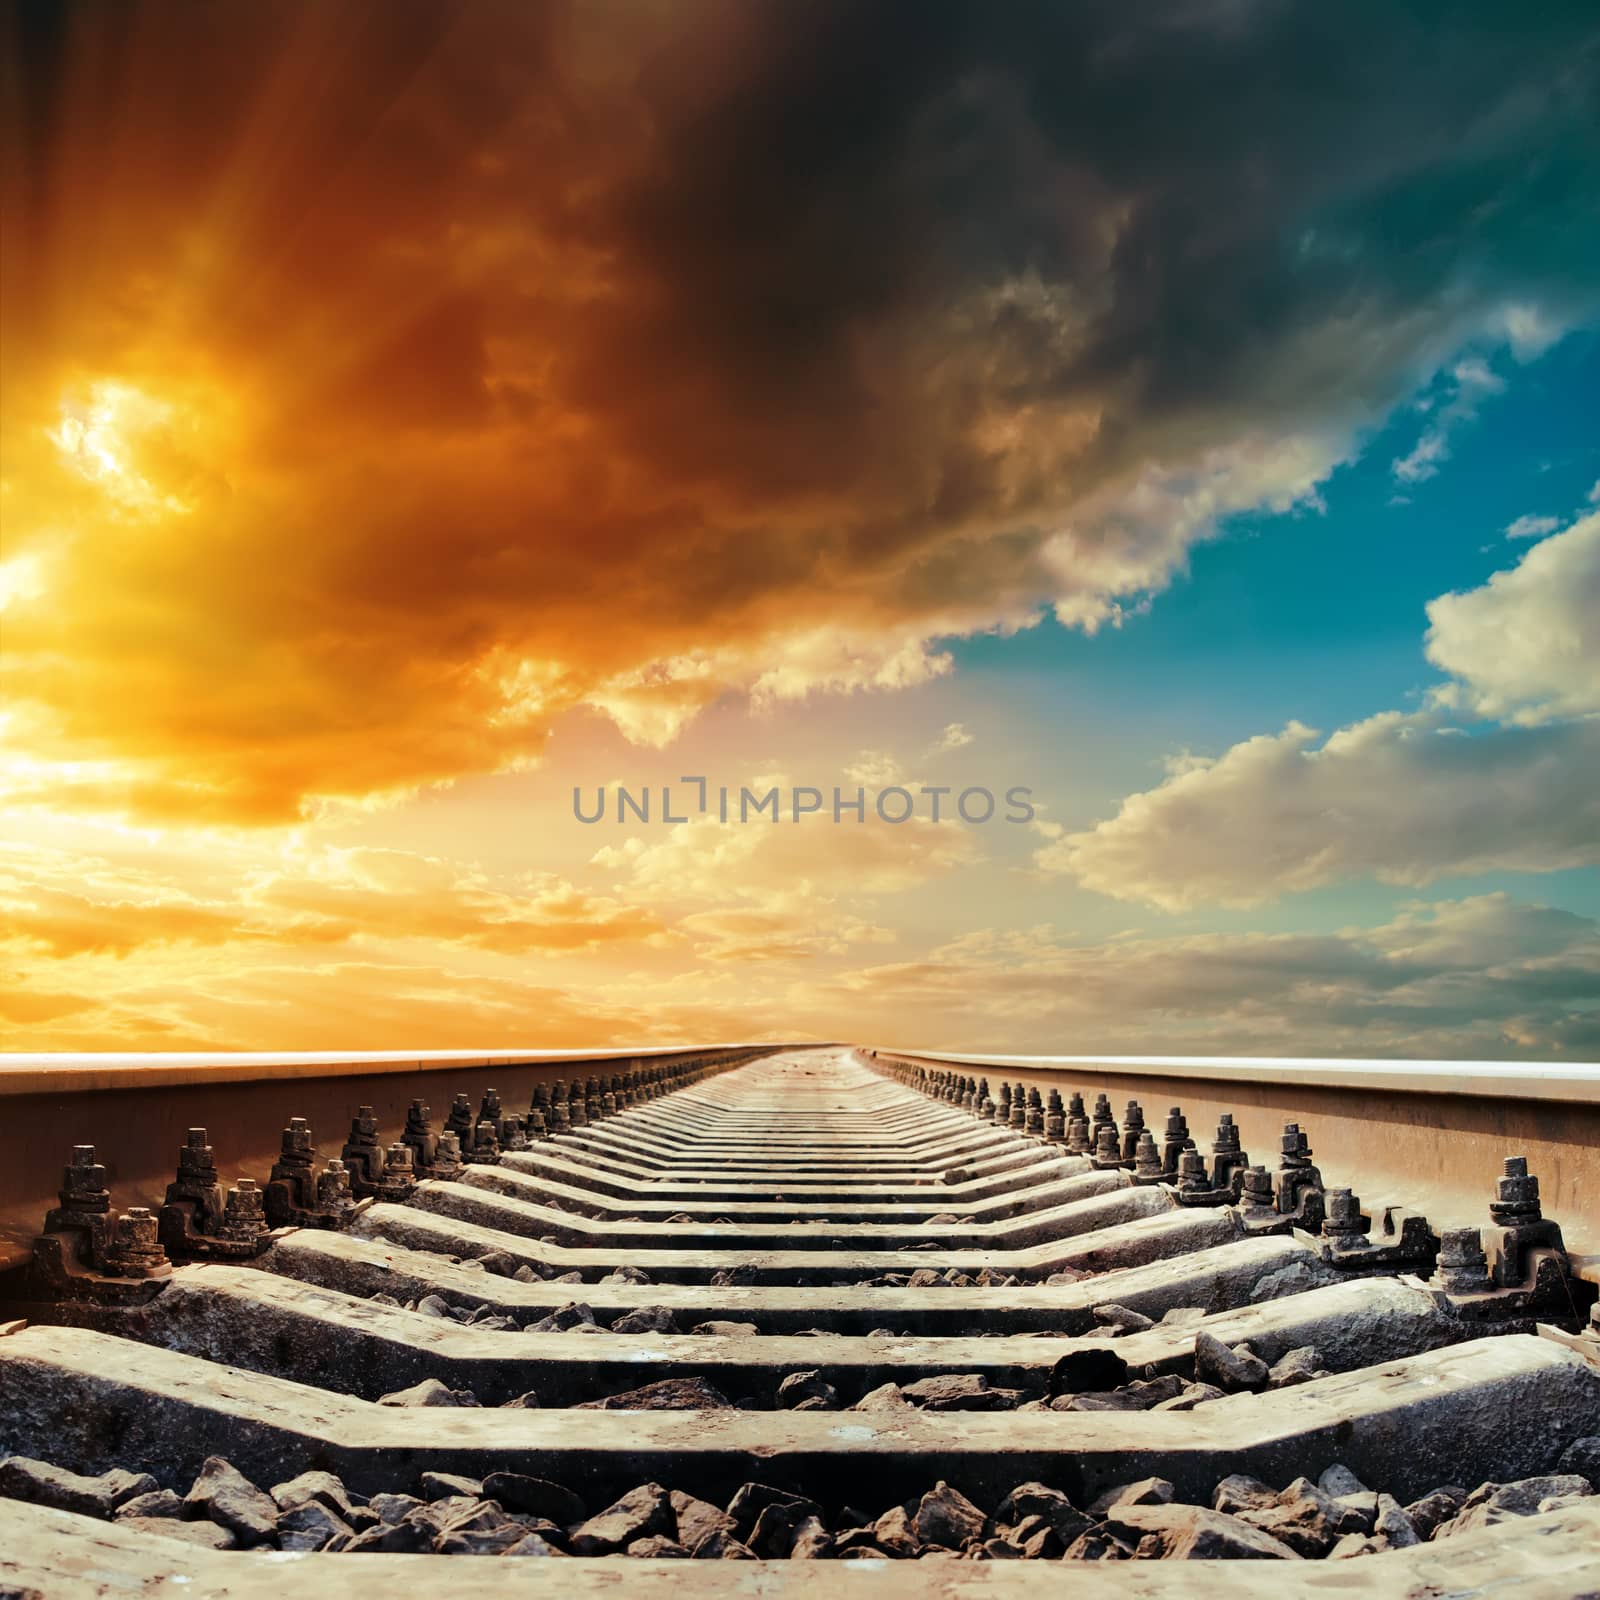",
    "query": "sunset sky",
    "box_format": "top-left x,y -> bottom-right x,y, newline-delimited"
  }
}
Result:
2,1 -> 1597,1056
